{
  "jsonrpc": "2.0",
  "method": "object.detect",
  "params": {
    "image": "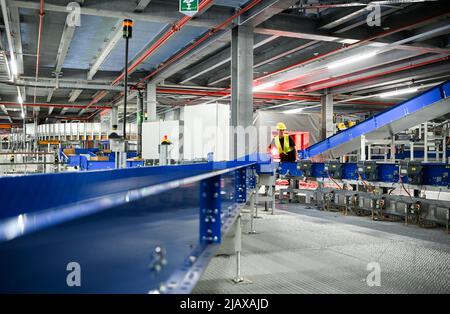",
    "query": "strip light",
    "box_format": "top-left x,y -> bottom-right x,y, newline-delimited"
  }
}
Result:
283,104 -> 322,114
379,87 -> 418,98
253,81 -> 276,92
327,51 -> 377,70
